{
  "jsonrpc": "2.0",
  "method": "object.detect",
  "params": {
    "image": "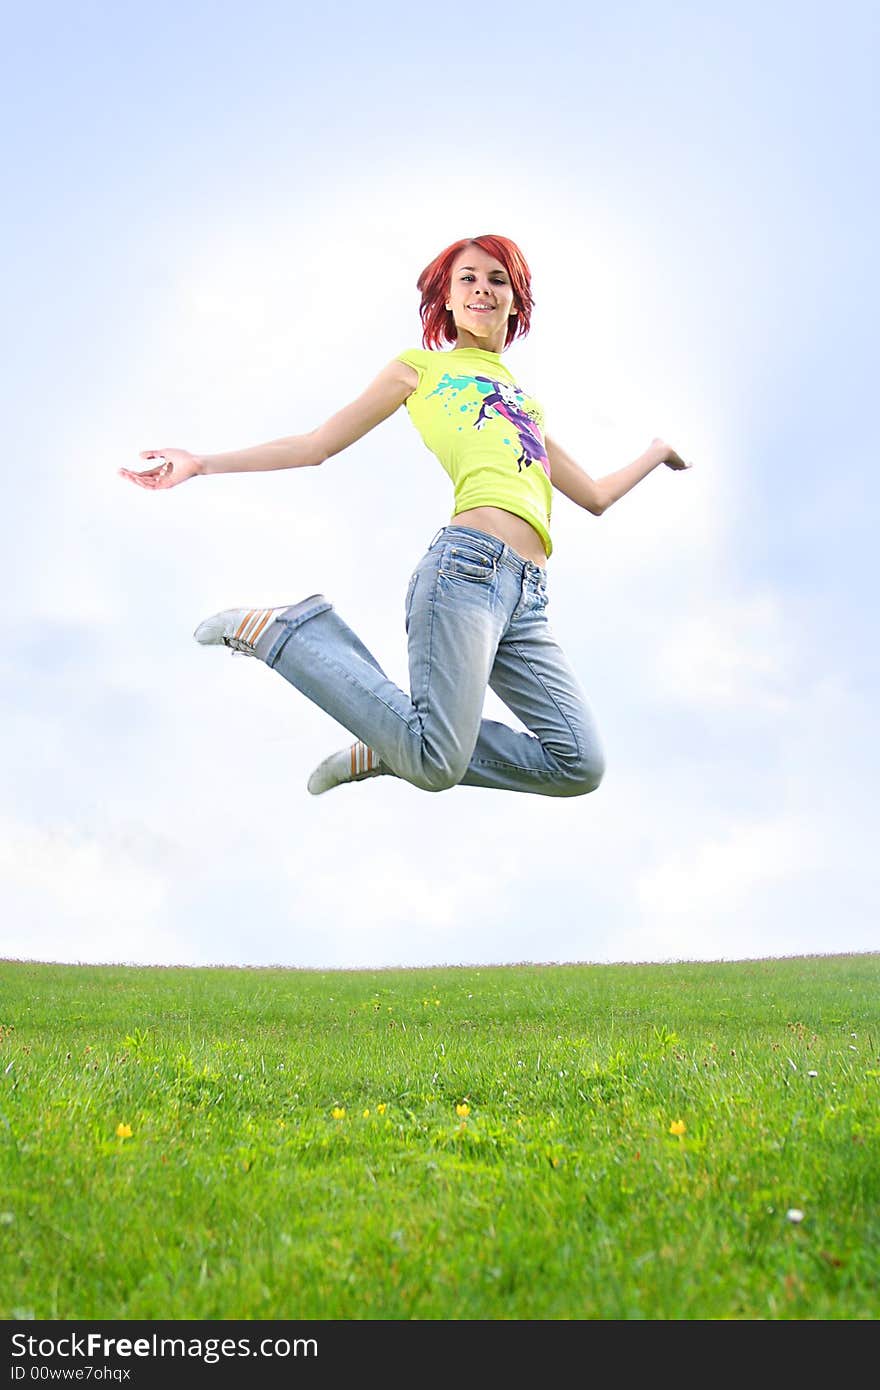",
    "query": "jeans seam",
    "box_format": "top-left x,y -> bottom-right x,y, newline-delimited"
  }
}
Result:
472,755 -> 548,776
419,563 -> 440,731
507,638 -> 585,764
